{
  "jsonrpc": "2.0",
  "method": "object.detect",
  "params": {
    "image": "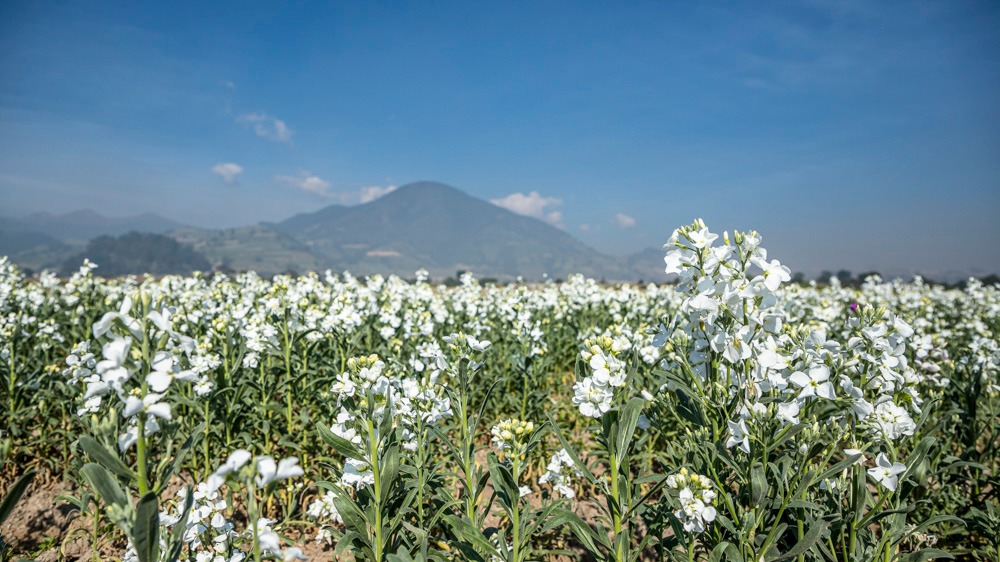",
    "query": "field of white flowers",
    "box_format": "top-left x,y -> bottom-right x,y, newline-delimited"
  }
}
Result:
1,220 -> 998,562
